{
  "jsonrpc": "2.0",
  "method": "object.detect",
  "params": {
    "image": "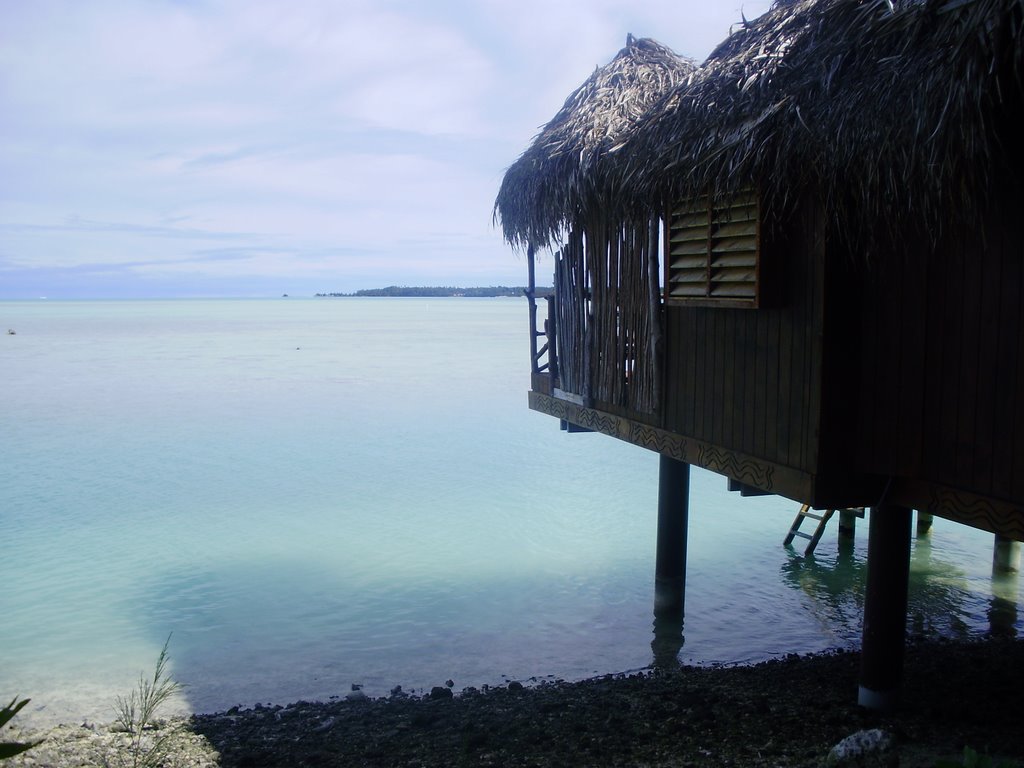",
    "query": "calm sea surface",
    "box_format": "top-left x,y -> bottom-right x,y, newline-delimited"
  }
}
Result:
1,298 -> 1020,726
